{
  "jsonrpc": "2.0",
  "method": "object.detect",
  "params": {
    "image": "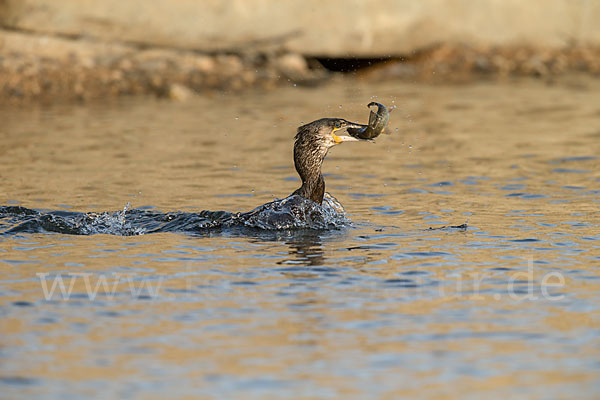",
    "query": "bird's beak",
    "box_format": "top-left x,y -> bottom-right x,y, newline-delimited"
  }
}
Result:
332,126 -> 360,144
